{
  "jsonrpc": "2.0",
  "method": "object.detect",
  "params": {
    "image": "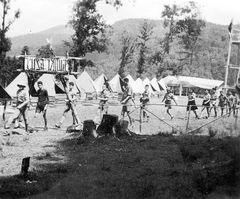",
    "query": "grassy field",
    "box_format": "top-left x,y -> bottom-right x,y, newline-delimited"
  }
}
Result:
0,96 -> 239,198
